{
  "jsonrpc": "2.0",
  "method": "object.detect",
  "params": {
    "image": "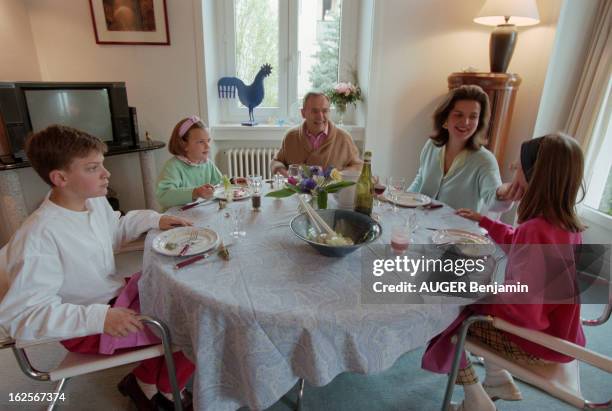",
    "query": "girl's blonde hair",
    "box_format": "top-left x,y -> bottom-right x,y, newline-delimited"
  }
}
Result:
518,133 -> 585,232
168,117 -> 206,156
